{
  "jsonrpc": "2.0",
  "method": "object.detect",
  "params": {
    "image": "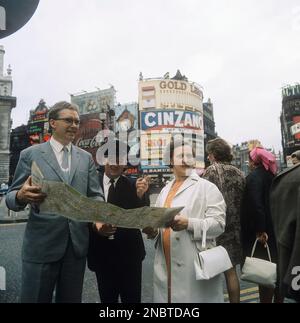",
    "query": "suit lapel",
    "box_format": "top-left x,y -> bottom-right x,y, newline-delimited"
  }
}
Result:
98,173 -> 105,195
69,145 -> 80,184
41,142 -> 66,182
